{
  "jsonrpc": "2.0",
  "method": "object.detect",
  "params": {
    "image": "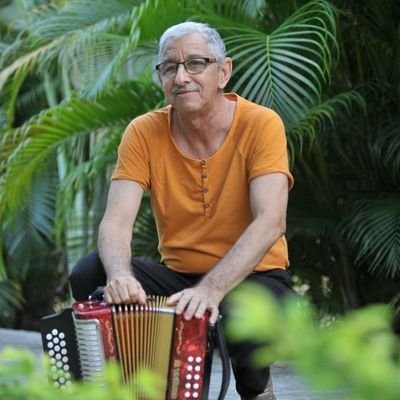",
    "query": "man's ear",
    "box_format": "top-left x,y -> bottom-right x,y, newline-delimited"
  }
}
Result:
218,57 -> 232,90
